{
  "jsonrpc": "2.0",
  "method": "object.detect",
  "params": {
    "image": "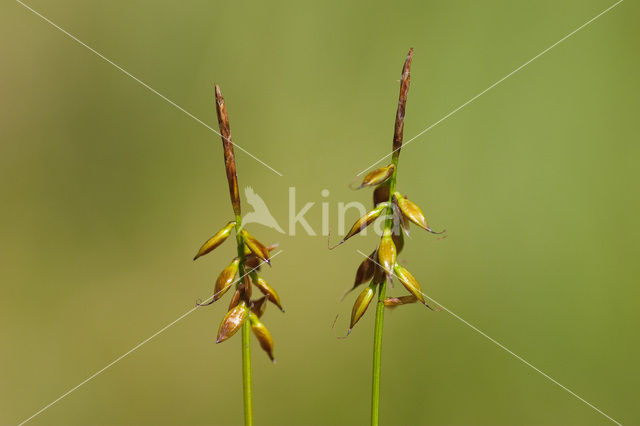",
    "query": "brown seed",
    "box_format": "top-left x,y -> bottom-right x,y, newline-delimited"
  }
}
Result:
193,221 -> 235,260
214,85 -> 241,216
383,295 -> 418,308
395,193 -> 443,234
342,202 -> 389,243
377,231 -> 397,277
354,252 -> 376,287
358,164 -> 395,189
240,229 -> 271,265
251,274 -> 284,312
349,283 -> 377,330
392,227 -> 405,254
373,183 -> 390,205
216,303 -> 248,343
228,289 -> 241,311
214,258 -> 240,301
249,312 -> 275,362
251,296 -> 267,318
